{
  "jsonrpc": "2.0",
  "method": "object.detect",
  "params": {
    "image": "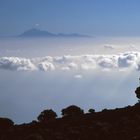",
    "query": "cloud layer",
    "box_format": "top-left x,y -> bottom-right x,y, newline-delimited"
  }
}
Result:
0,52 -> 140,71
